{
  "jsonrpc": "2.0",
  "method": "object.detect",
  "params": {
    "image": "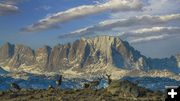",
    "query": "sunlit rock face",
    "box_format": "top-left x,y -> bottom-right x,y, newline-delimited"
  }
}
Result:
176,54 -> 180,68
7,44 -> 35,69
35,46 -> 51,68
0,36 -> 179,73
